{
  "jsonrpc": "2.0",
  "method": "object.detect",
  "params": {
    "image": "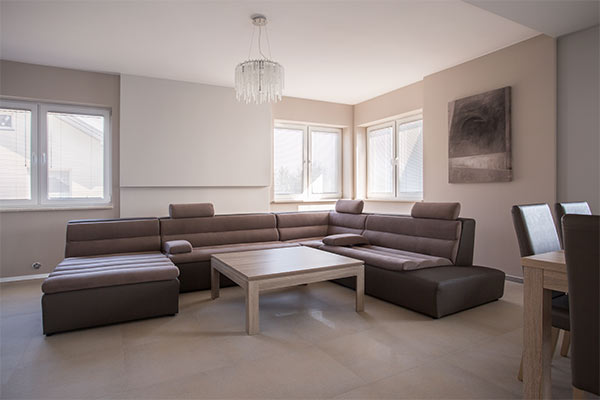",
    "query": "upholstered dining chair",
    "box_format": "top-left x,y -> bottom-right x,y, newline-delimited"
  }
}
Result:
562,214 -> 599,397
511,204 -> 570,381
555,201 -> 592,245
